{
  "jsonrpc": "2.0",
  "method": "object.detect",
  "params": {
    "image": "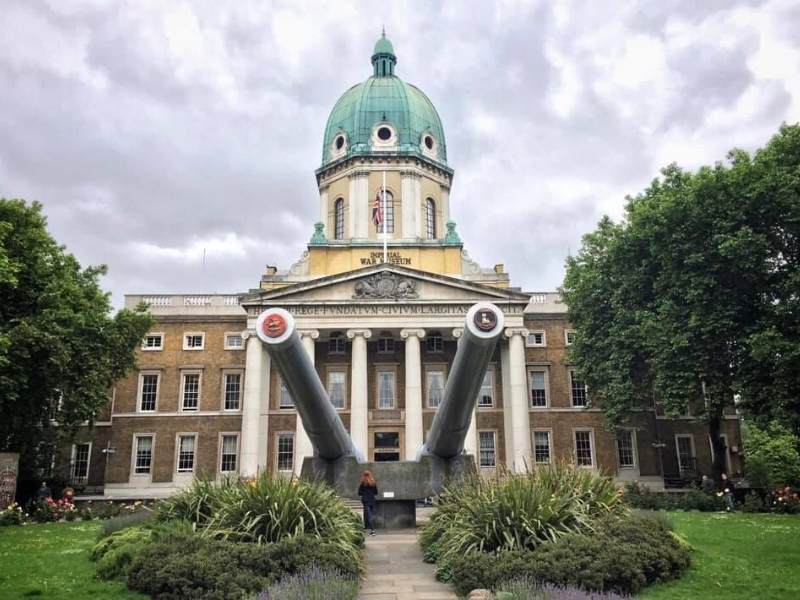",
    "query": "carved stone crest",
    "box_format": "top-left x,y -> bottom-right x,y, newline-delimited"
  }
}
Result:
353,272 -> 419,299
